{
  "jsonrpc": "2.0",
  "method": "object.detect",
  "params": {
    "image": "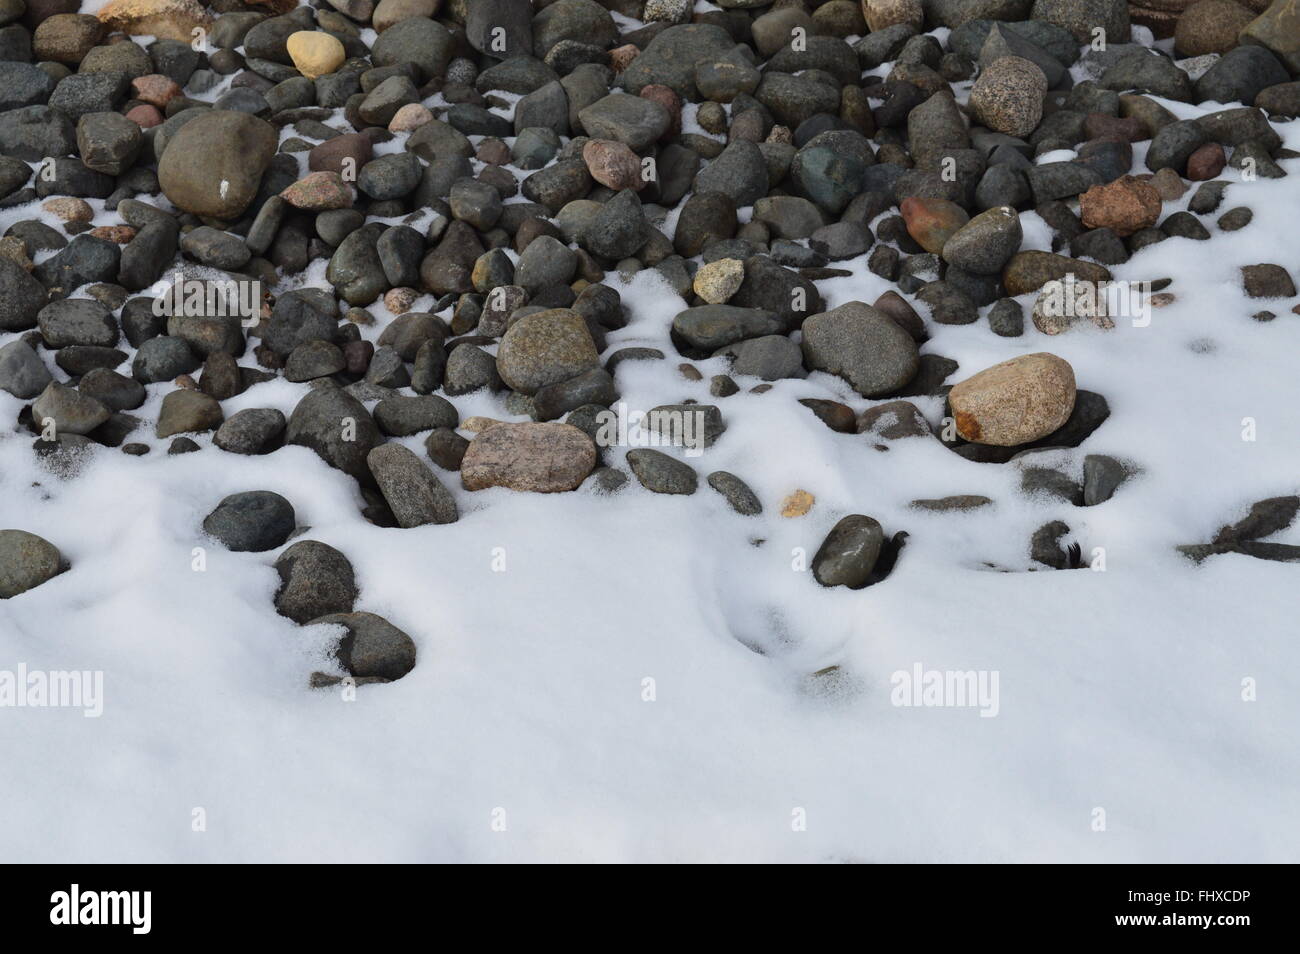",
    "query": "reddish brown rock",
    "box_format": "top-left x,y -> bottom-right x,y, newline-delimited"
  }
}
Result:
476,137 -> 510,165
308,133 -> 373,176
1186,141 -> 1226,180
582,139 -> 646,191
1083,112 -> 1149,142
900,197 -> 969,254
131,74 -> 181,108
281,171 -> 353,210
460,422 -> 597,493
125,104 -> 163,127
89,225 -> 136,243
639,83 -> 681,137
1078,175 -> 1162,237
